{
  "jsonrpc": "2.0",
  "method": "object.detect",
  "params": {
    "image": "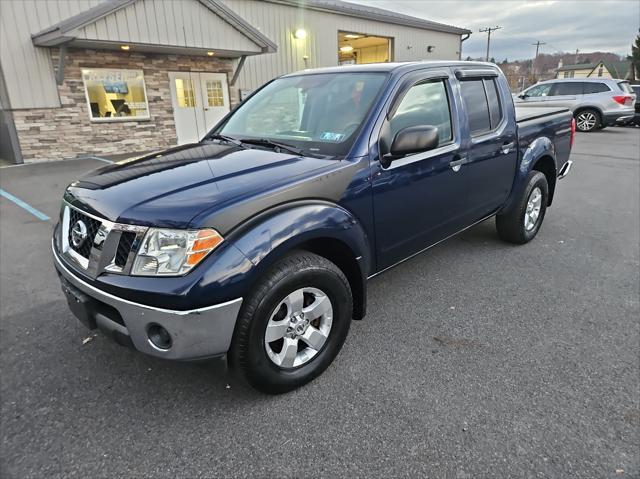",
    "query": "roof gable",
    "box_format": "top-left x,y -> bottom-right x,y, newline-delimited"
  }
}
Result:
266,0 -> 470,35
32,0 -> 276,56
557,63 -> 596,71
